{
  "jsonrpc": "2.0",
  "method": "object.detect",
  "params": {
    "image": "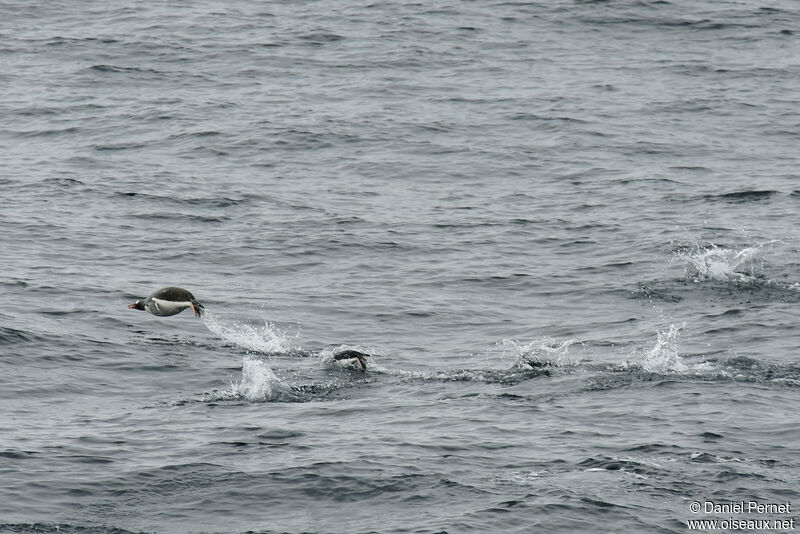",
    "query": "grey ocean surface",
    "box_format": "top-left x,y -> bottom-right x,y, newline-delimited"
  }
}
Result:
2,1 -> 800,532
